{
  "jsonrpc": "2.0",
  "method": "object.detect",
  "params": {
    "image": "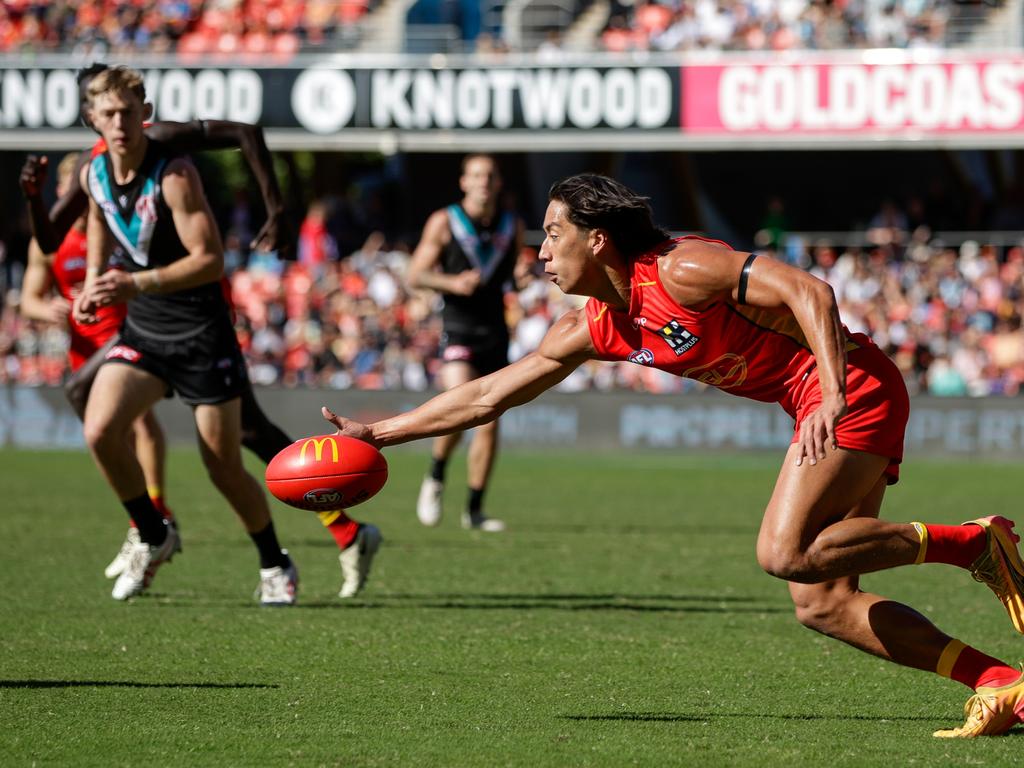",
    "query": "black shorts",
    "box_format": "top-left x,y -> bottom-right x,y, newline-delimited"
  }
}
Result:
440,330 -> 509,376
103,318 -> 249,406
